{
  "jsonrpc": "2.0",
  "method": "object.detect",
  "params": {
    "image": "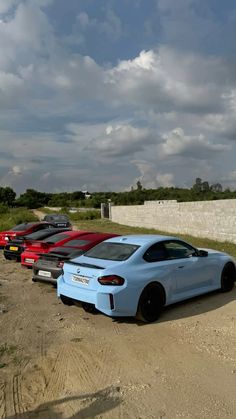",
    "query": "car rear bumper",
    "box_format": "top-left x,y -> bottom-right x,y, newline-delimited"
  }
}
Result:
4,249 -> 22,261
21,255 -> 39,267
57,276 -> 135,317
33,266 -> 61,284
